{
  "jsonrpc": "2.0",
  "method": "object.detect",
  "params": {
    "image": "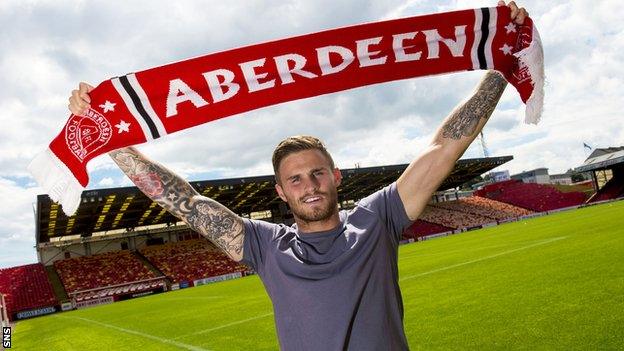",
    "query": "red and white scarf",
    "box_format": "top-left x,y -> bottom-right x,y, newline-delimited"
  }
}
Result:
29,6 -> 544,215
